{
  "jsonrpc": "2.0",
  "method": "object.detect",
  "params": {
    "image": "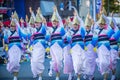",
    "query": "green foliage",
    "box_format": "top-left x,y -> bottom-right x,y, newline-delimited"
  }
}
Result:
103,0 -> 120,14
